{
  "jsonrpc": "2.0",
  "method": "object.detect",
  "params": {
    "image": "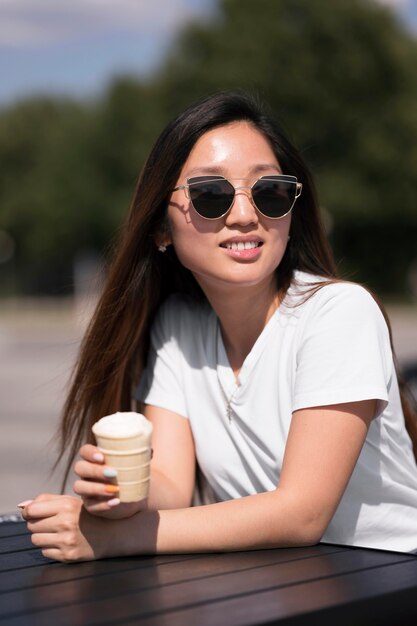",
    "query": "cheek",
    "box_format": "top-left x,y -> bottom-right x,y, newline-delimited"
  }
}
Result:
168,219 -> 205,273
167,204 -> 219,270
171,234 -> 208,274
270,215 -> 292,246
267,217 -> 292,266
